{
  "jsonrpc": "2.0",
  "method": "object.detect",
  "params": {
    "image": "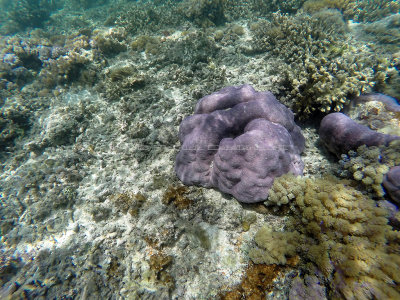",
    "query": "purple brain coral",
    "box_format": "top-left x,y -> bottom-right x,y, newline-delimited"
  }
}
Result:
175,85 -> 305,203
